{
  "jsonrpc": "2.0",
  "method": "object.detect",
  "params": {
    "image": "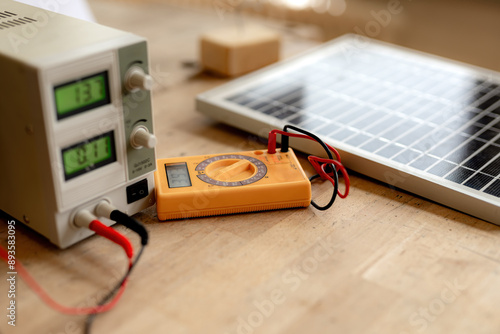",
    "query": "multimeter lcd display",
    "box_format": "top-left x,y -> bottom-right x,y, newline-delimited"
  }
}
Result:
165,163 -> 192,188
54,71 -> 110,120
61,131 -> 117,180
